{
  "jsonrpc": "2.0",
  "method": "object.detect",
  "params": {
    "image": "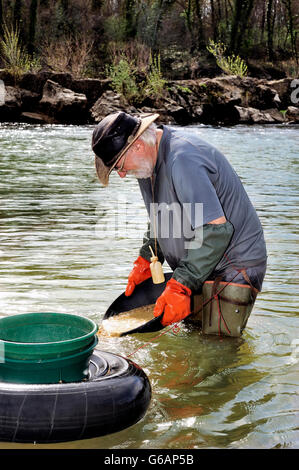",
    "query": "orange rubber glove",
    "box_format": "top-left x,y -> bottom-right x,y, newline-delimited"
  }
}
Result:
125,256 -> 152,297
153,278 -> 192,326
